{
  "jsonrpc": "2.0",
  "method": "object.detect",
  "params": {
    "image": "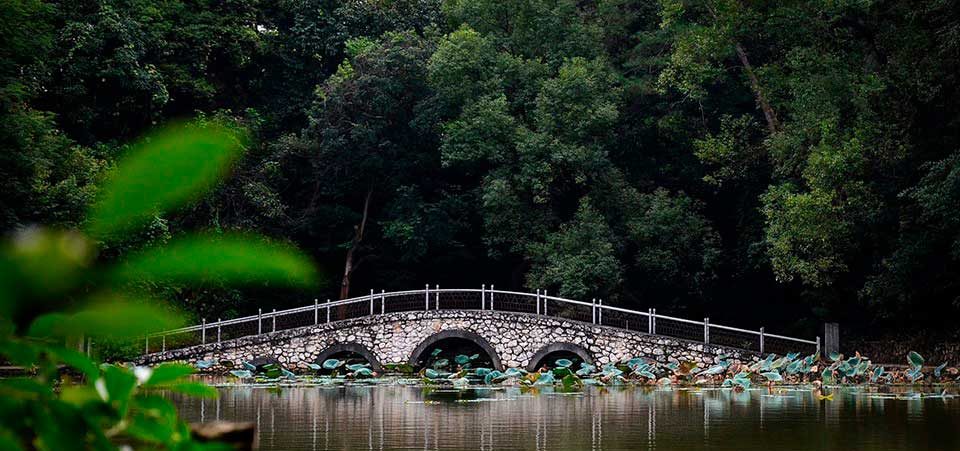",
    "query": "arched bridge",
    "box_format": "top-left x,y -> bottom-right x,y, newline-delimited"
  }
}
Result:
136,287 -> 819,372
